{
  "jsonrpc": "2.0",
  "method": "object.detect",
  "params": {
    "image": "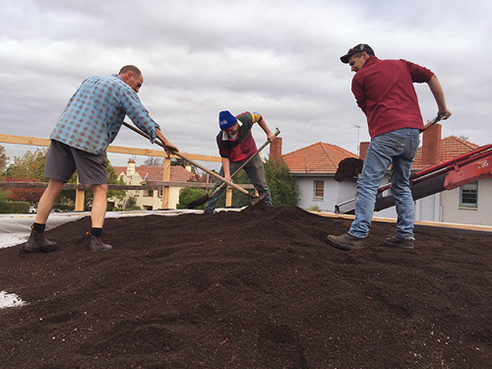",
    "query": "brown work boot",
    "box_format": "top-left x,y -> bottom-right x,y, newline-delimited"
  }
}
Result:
325,233 -> 366,251
24,228 -> 58,253
87,233 -> 112,252
383,235 -> 415,250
